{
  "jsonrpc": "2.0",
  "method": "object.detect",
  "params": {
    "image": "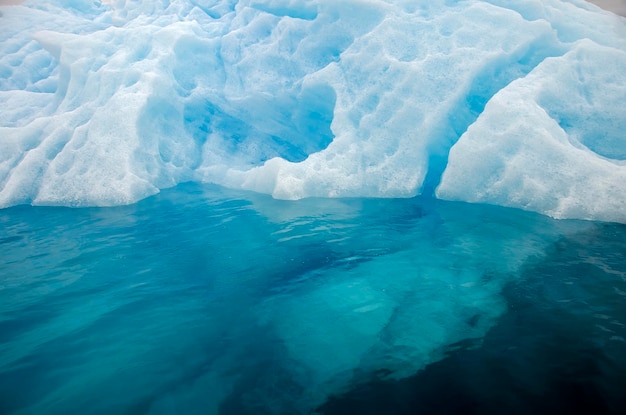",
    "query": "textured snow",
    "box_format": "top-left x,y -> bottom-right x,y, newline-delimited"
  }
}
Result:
0,0 -> 625,222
